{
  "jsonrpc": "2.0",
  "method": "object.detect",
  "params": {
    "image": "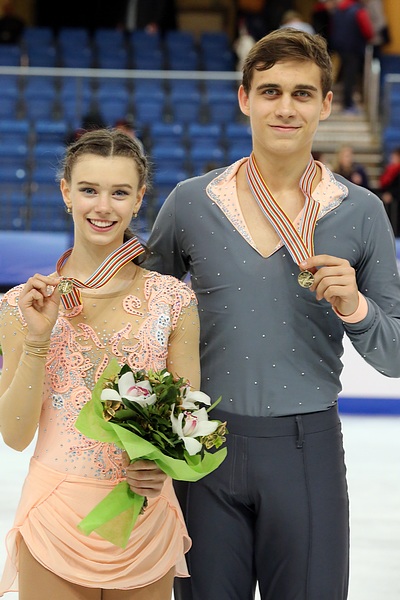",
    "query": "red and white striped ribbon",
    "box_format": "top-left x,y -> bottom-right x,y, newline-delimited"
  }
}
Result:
56,236 -> 145,309
246,153 -> 319,265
